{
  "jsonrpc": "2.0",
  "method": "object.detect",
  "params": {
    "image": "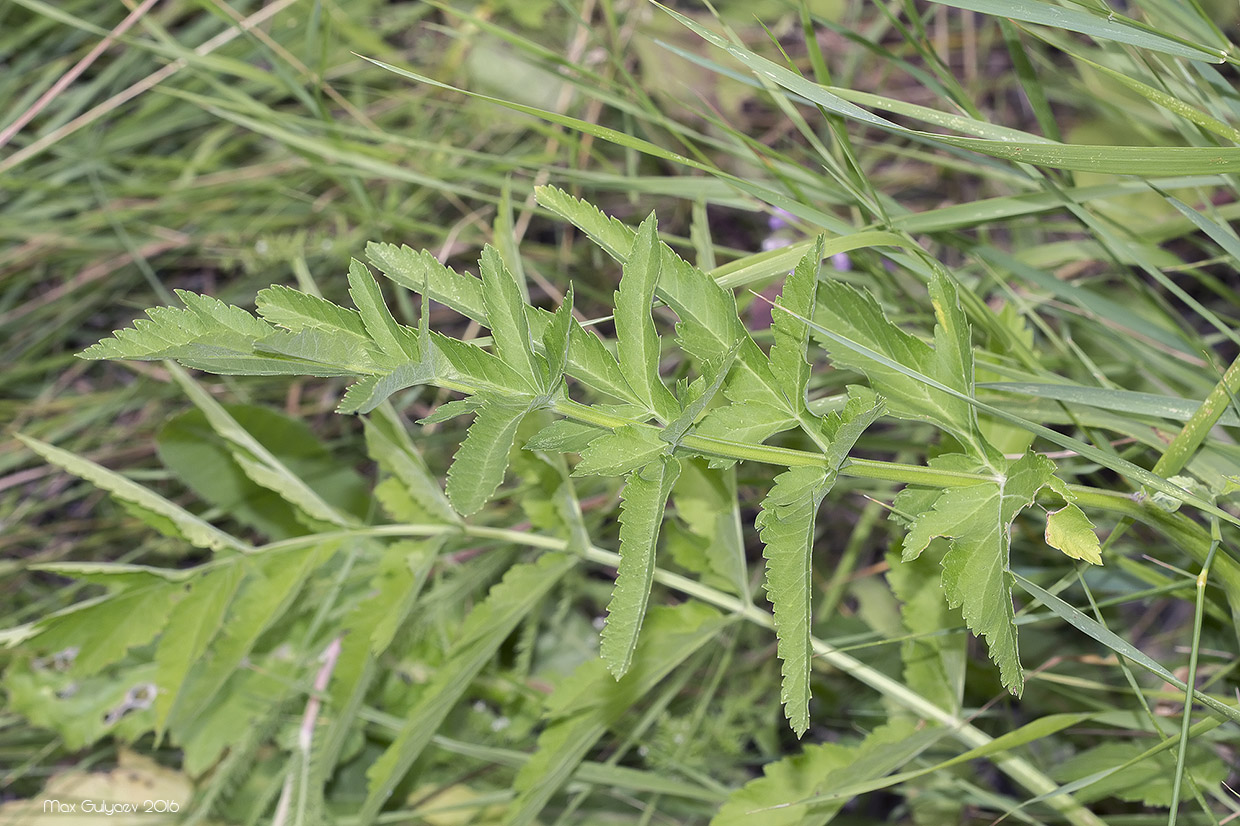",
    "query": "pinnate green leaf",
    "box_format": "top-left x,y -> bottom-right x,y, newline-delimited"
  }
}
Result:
768,238 -> 823,415
755,395 -> 882,734
541,284 -> 574,388
79,289 -> 271,361
1045,504 -> 1103,565
369,240 -> 635,403
480,245 -> 542,388
818,393 -> 887,467
615,214 -> 679,421
756,465 -> 831,736
255,284 -> 368,338
696,401 -> 796,447
347,259 -> 419,360
662,342 -> 739,447
601,456 -> 682,678
535,186 -> 768,403
444,396 -> 532,516
524,419 -> 606,453
812,276 -> 973,442
572,425 -> 667,477
901,451 -> 1056,695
